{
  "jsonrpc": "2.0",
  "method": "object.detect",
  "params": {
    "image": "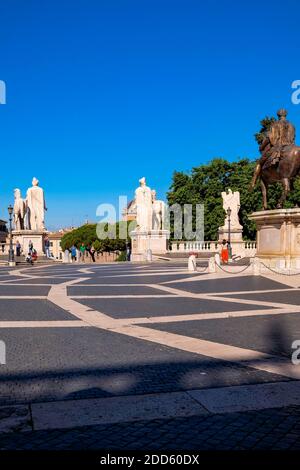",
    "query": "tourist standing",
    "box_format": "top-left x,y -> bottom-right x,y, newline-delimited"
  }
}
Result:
80,243 -> 86,262
70,245 -> 77,262
16,241 -> 21,257
221,239 -> 229,264
44,237 -> 51,258
126,245 -> 131,261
